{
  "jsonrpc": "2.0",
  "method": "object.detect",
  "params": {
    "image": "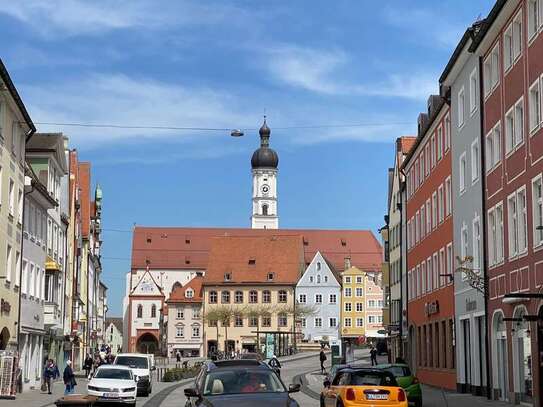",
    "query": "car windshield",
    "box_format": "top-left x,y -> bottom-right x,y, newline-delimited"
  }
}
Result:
203,369 -> 285,395
95,369 -> 133,380
338,372 -> 397,387
114,356 -> 148,369
385,366 -> 411,377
